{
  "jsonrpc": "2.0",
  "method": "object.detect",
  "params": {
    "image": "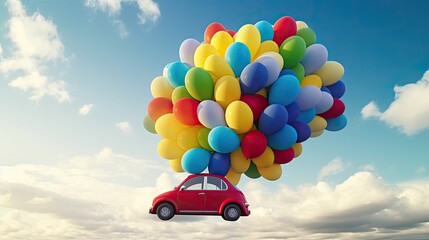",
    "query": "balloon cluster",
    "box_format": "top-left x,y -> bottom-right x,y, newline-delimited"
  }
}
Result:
144,16 -> 347,185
